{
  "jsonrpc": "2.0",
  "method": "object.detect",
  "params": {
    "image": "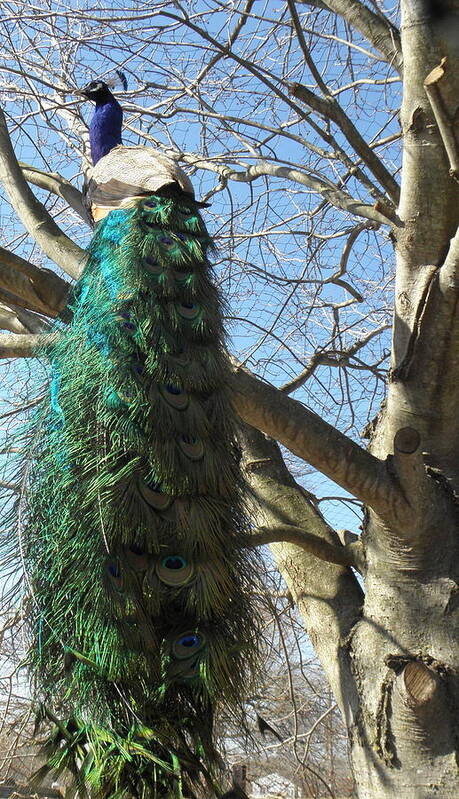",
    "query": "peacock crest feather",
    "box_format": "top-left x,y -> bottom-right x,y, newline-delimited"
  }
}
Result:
15,187 -> 263,798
